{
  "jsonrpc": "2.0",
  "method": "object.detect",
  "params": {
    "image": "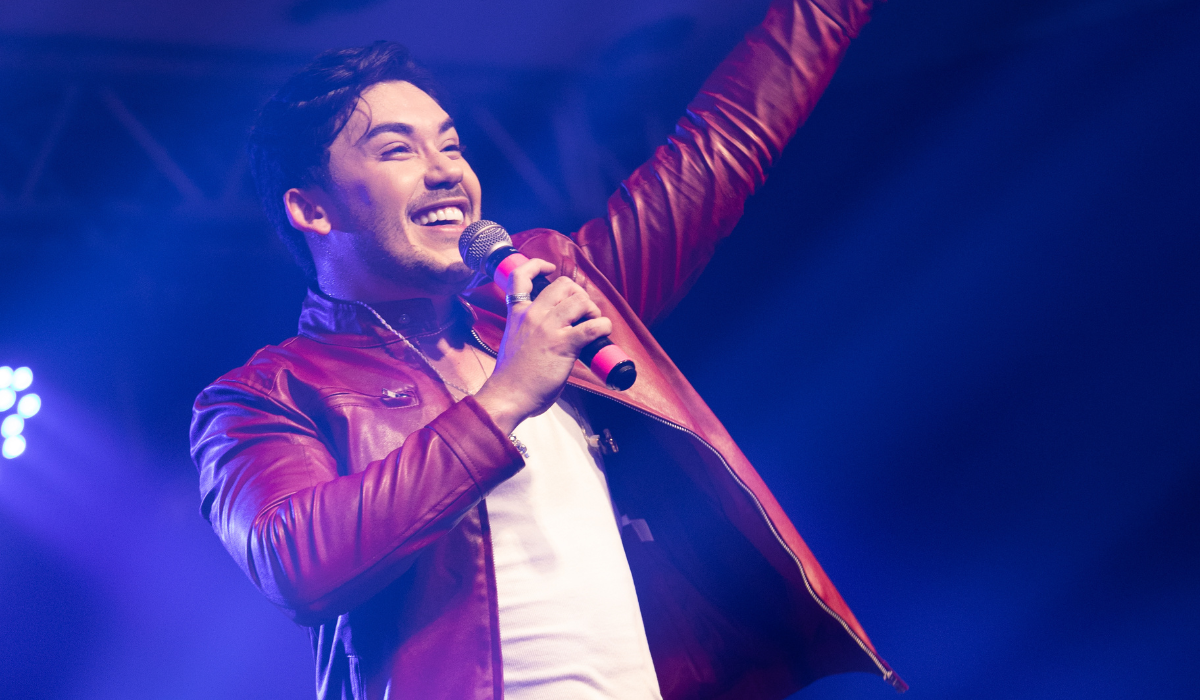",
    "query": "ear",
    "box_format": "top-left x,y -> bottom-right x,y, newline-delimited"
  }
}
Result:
283,187 -> 333,236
